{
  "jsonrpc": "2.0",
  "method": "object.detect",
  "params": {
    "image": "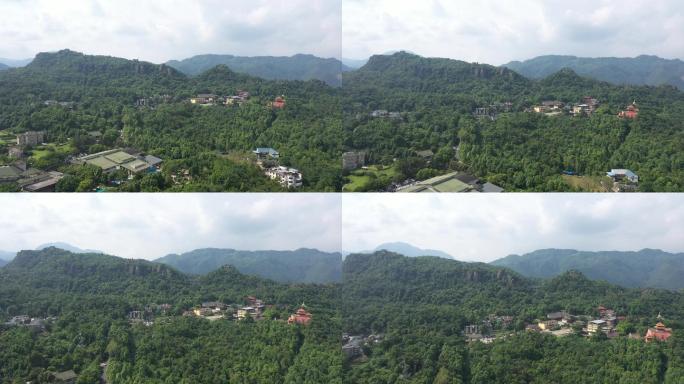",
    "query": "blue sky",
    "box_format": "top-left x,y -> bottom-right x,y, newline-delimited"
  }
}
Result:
343,194 -> 684,262
0,0 -> 342,62
343,0 -> 684,64
0,194 -> 342,259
